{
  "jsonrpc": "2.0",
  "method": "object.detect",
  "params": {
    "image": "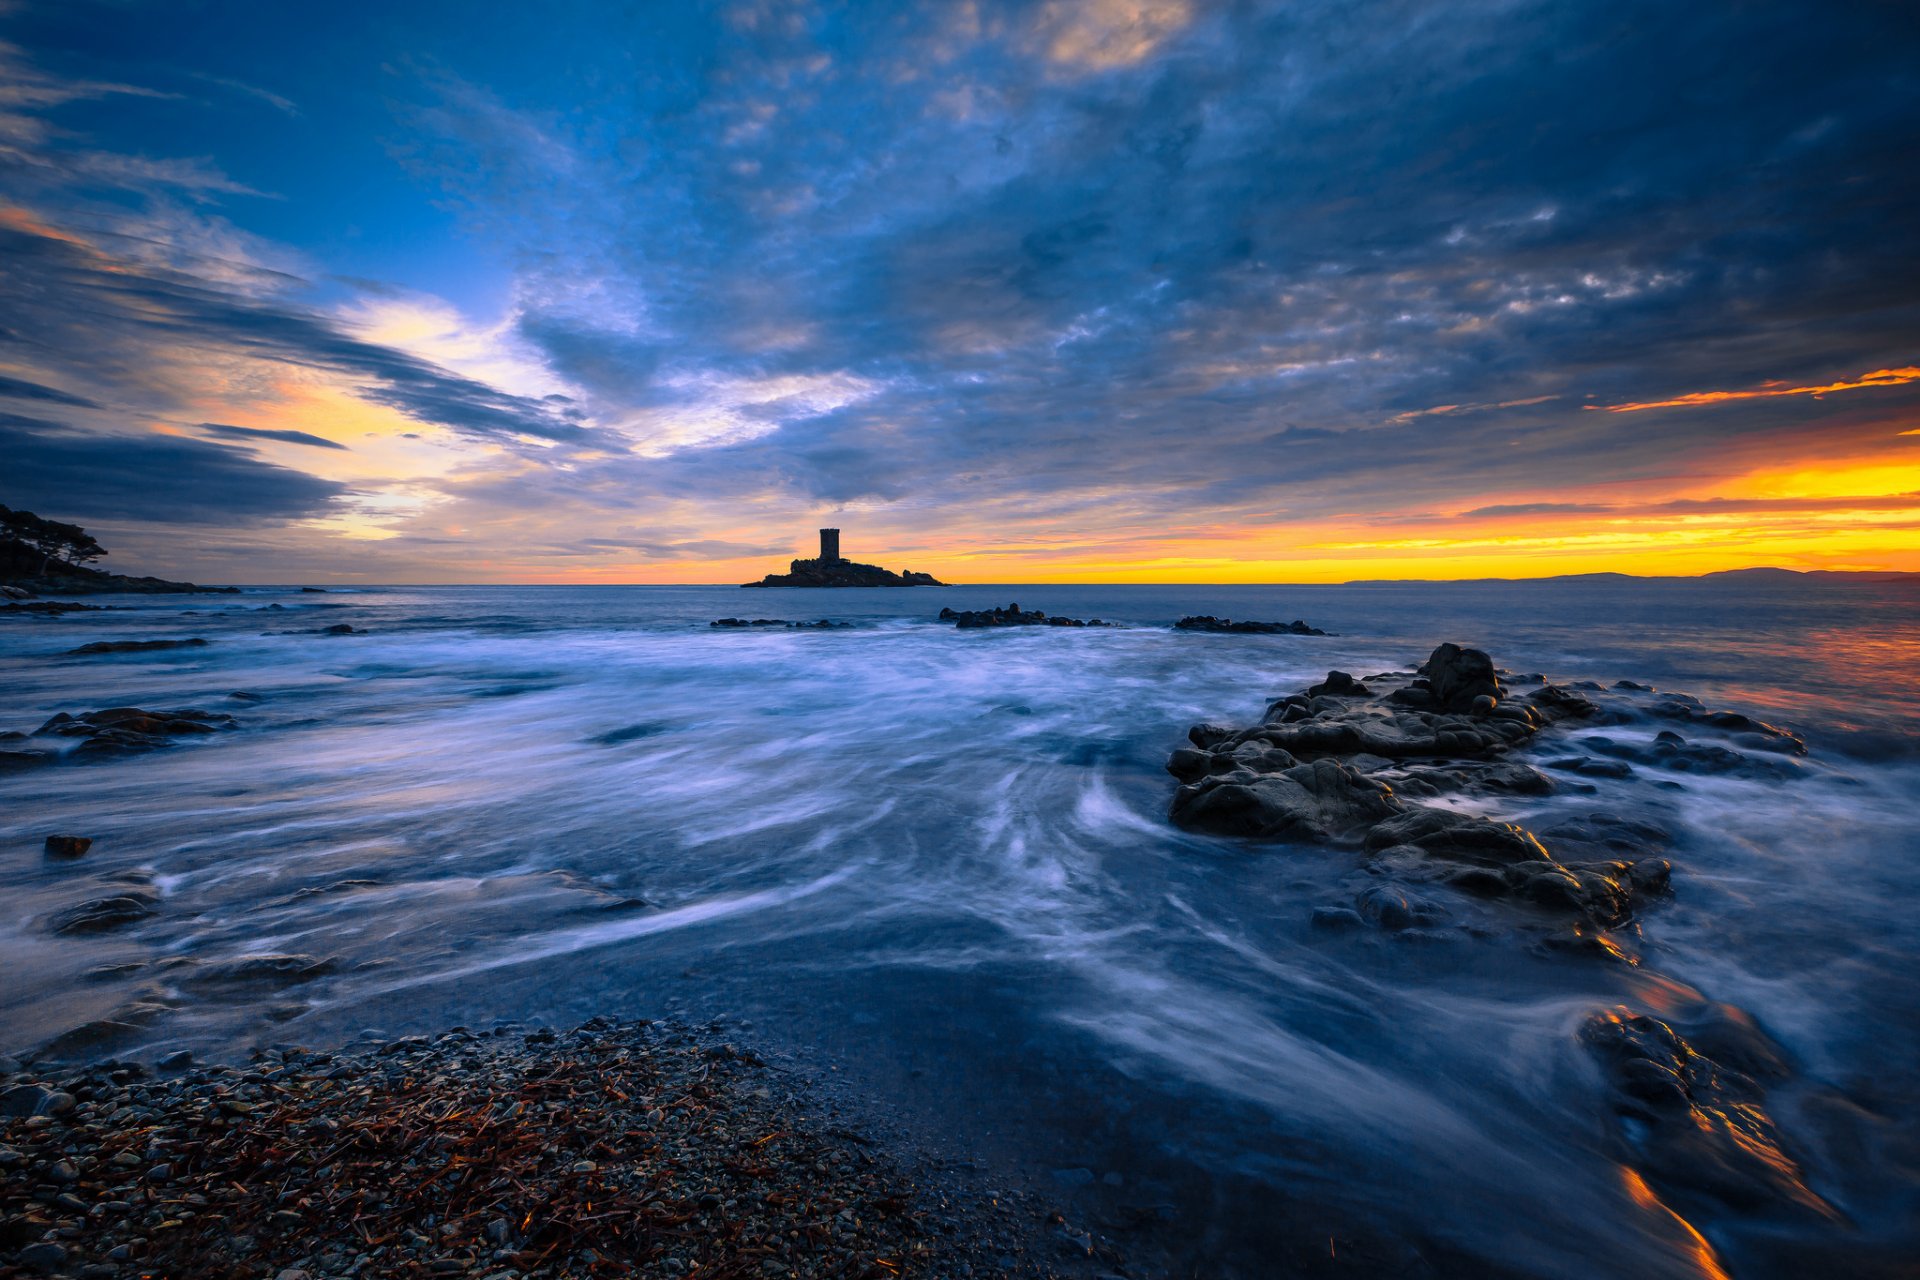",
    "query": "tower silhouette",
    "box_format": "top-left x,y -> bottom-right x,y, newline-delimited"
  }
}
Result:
819,528 -> 841,562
